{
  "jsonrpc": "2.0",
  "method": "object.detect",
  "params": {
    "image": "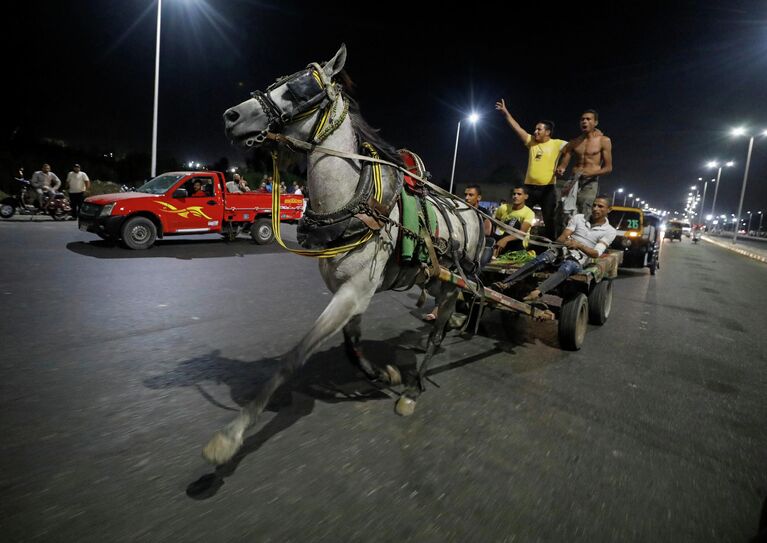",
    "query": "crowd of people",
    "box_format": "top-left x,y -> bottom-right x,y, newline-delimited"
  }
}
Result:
225,173 -> 304,196
424,103 -> 617,318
